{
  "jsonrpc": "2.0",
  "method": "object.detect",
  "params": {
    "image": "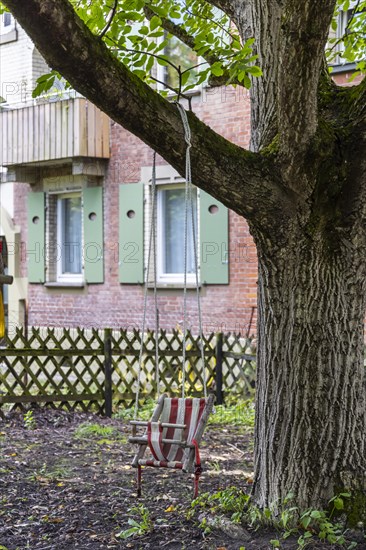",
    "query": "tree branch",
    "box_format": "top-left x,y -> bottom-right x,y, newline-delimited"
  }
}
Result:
278,0 -> 337,158
3,0 -> 292,226
203,0 -> 237,19
99,0 -> 118,40
349,75 -> 366,126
